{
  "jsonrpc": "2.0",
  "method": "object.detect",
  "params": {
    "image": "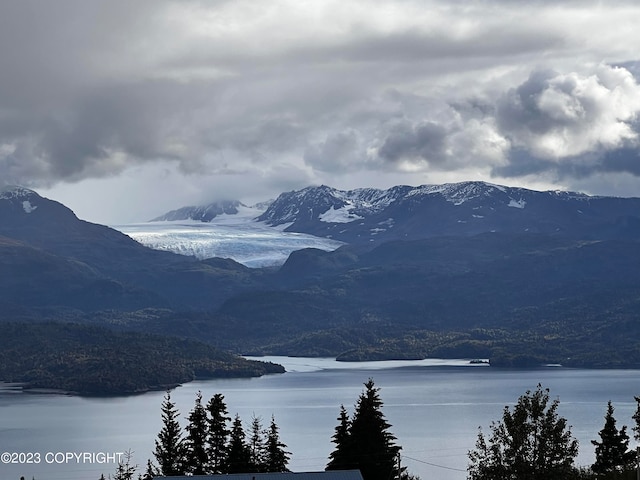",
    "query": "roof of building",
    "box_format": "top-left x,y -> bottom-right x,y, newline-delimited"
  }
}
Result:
153,470 -> 364,480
